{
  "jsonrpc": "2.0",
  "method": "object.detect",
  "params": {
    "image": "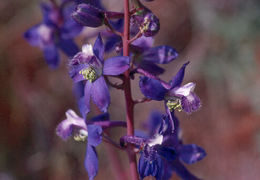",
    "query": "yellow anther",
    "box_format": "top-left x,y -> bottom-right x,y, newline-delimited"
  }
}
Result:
74,130 -> 88,142
79,67 -> 97,82
166,99 -> 182,112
